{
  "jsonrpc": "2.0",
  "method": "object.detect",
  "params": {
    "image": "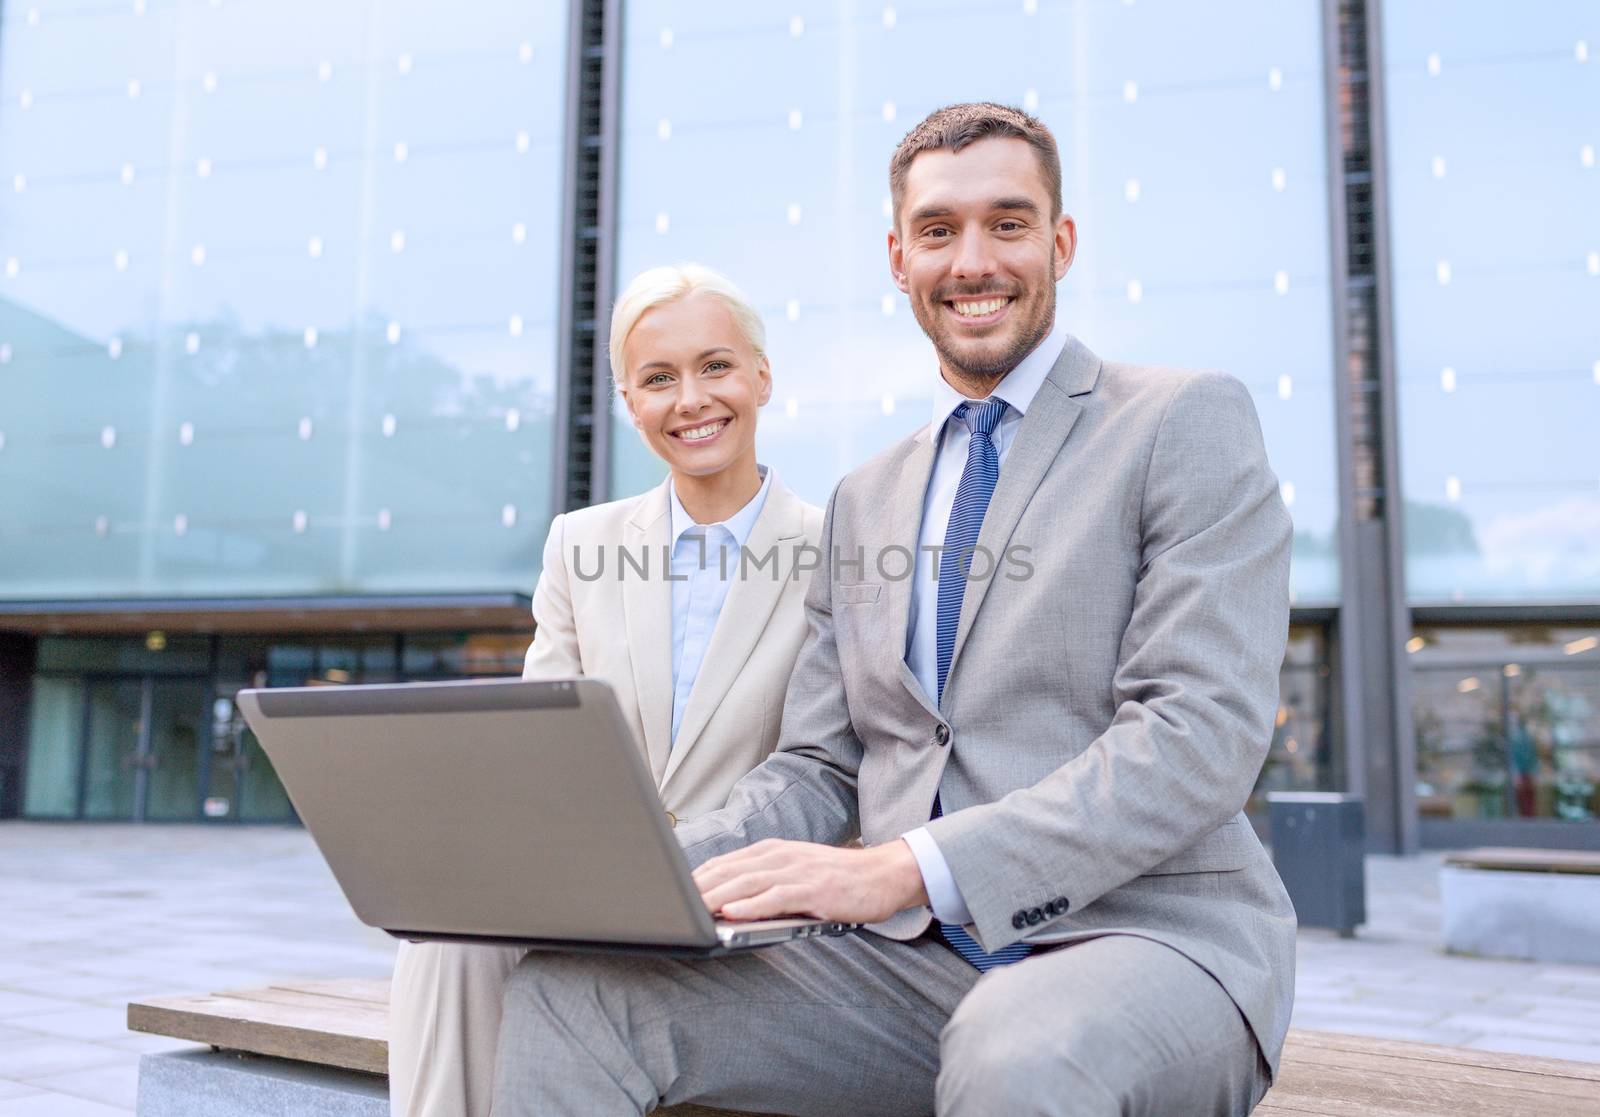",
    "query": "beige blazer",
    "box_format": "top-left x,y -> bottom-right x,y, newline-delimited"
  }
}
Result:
521,475 -> 824,821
